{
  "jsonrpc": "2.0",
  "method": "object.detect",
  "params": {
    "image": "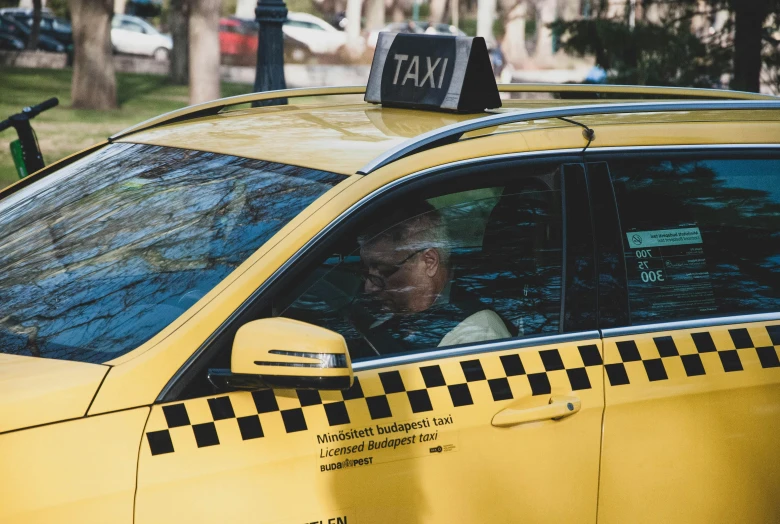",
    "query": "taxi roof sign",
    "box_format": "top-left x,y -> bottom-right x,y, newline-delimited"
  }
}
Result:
365,32 -> 502,113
